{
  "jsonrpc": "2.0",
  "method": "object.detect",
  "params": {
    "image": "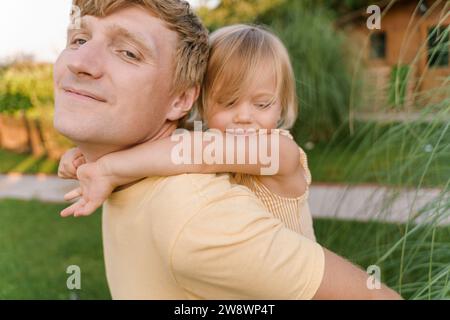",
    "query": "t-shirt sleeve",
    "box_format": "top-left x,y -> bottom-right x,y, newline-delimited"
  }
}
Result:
170,192 -> 325,300
298,147 -> 312,185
